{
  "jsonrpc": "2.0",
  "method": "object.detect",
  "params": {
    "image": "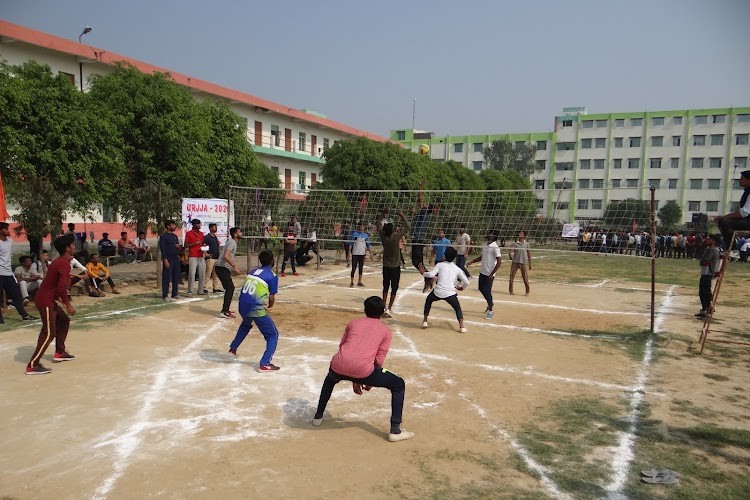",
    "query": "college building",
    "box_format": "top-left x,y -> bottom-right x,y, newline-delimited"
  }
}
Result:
392,106 -> 750,224
0,19 -> 388,225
